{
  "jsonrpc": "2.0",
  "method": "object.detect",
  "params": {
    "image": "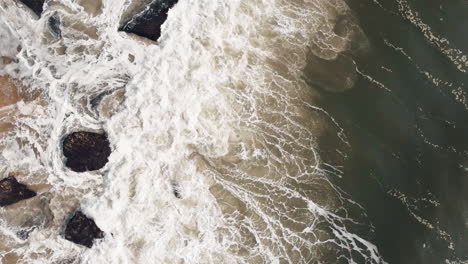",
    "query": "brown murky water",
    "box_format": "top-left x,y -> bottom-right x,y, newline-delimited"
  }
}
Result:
0,75 -> 20,134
